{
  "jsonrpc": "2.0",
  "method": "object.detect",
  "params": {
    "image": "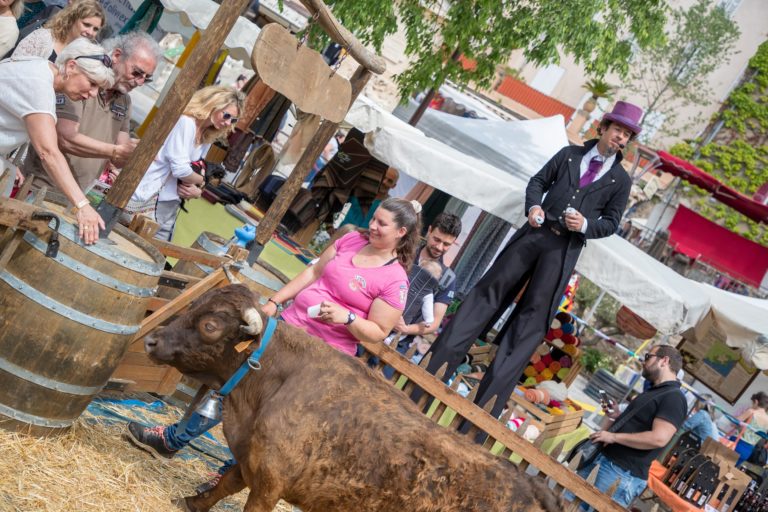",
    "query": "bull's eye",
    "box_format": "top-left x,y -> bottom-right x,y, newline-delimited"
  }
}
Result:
198,315 -> 224,343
